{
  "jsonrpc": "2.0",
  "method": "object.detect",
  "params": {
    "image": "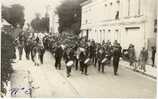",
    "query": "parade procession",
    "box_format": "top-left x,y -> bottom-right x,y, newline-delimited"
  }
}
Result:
1,0 -> 157,98
14,31 -> 123,76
